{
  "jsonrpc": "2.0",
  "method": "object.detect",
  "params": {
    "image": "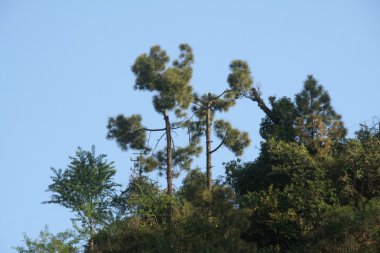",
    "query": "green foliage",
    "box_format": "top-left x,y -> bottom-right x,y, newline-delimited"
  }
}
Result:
240,187 -> 301,250
224,119 -> 379,252
106,114 -> 147,152
95,184 -> 255,253
132,44 -> 194,114
111,174 -> 177,226
190,59 -> 253,122
295,75 -> 347,156
226,139 -> 331,194
253,75 -> 346,158
171,145 -> 202,172
260,96 -> 297,142
132,45 -> 169,91
94,185 -> 183,252
109,44 -> 199,195
301,199 -> 380,253
21,45 -> 380,252
228,140 -> 334,249
178,168 -> 207,204
192,93 -> 234,121
331,123 -> 380,204
137,155 -> 159,173
355,122 -> 380,142
112,175 -> 161,217
214,120 -> 251,156
260,139 -> 322,190
15,226 -> 79,253
190,58 -> 253,189
174,186 -> 254,253
227,60 -> 253,97
225,159 -> 268,196
44,146 -> 120,247
138,144 -> 202,177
